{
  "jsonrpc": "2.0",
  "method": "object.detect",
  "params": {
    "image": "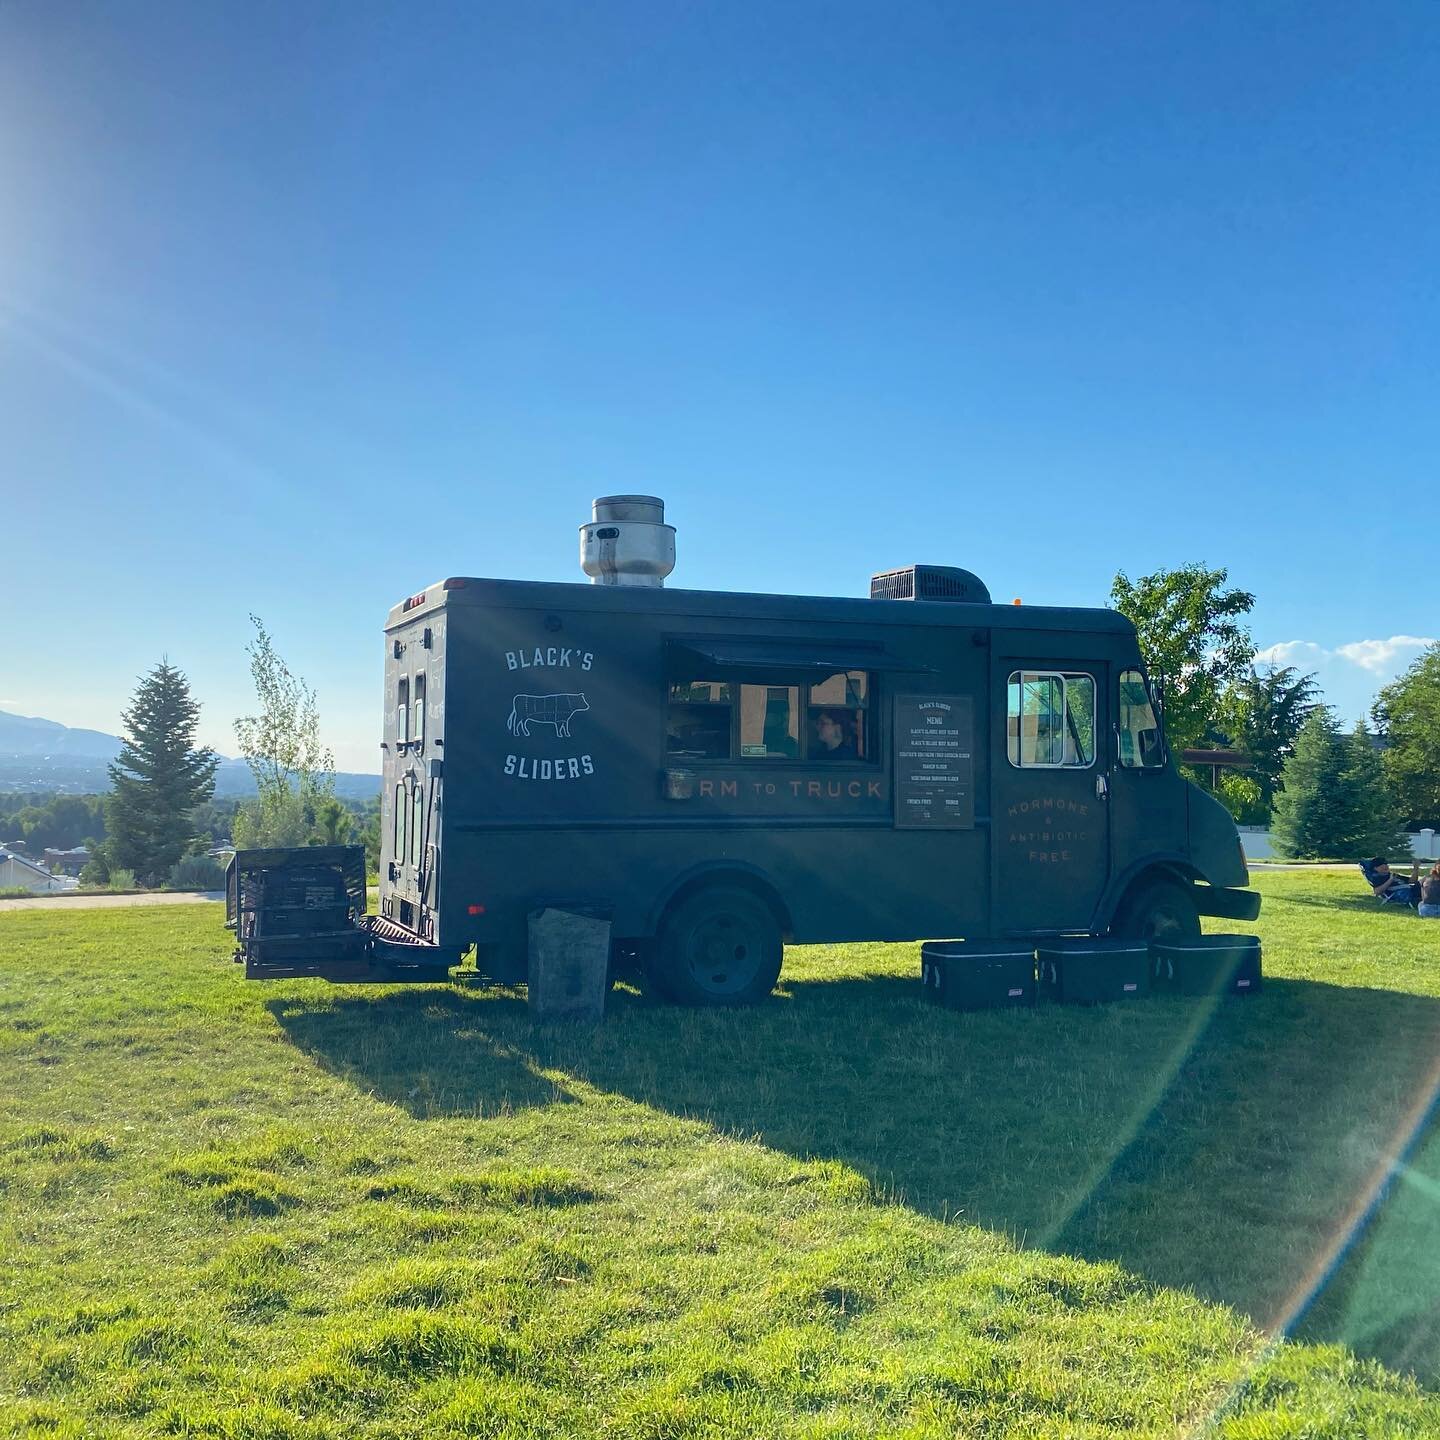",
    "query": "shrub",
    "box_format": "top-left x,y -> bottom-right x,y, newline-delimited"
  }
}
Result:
79,848 -> 111,887
168,854 -> 227,890
107,868 -> 137,892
